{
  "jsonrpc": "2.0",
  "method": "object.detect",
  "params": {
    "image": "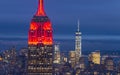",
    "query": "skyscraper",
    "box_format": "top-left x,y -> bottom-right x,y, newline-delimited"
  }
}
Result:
69,51 -> 76,68
53,43 -> 61,64
89,51 -> 100,64
75,20 -> 82,64
27,0 -> 53,75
